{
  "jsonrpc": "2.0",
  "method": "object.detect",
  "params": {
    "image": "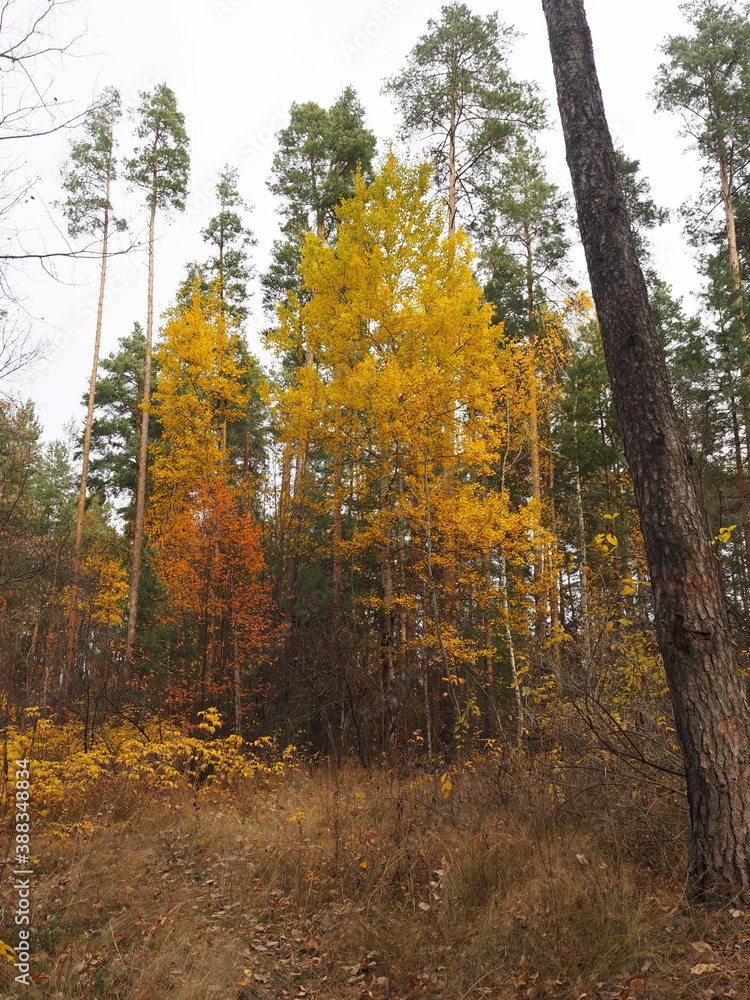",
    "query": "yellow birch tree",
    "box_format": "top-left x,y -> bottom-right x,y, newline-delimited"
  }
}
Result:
268,153 -> 538,757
